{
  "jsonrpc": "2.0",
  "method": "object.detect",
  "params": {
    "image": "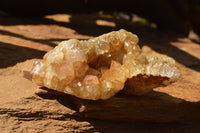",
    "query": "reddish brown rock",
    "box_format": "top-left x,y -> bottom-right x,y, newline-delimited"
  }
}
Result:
0,13 -> 200,132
